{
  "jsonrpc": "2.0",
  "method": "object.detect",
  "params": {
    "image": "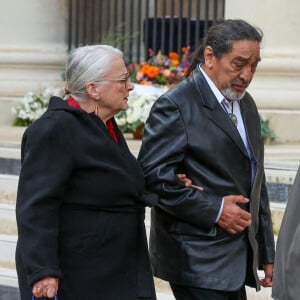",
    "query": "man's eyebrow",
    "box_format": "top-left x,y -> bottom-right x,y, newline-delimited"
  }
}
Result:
234,56 -> 250,61
234,56 -> 261,62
